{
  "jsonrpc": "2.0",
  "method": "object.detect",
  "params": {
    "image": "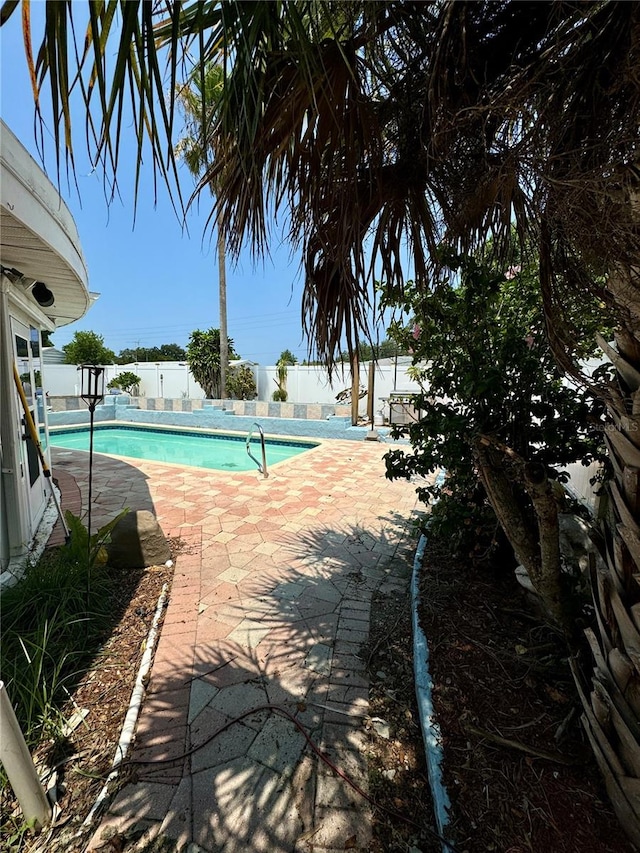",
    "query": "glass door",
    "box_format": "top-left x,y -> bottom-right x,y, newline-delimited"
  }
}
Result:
11,318 -> 47,530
